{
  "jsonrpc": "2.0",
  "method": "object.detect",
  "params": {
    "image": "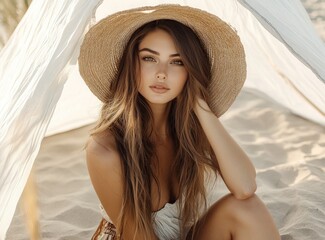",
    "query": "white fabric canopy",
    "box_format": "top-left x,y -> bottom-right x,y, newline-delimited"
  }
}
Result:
0,0 -> 324,238
0,1 -> 102,238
